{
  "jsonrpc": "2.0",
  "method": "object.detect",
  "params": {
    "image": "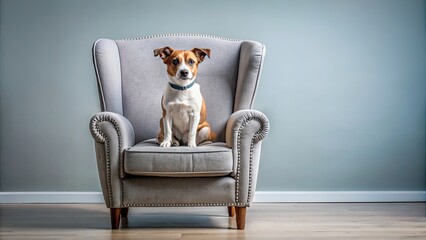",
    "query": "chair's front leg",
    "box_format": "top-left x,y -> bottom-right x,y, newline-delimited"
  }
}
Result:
110,208 -> 129,229
235,207 -> 247,230
110,208 -> 121,229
